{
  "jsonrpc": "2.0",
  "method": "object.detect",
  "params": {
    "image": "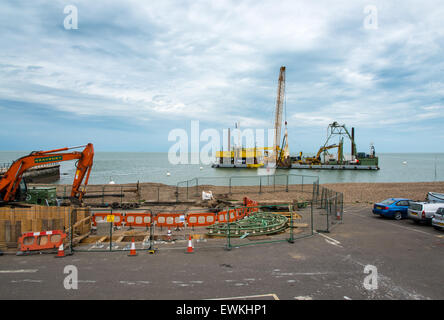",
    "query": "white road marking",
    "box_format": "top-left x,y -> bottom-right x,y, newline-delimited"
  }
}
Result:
208,293 -> 279,300
315,233 -> 344,248
0,269 -> 38,274
294,296 -> 313,300
119,280 -> 150,285
11,279 -> 43,283
325,239 -> 343,248
317,233 -> 341,245
189,280 -> 204,284
274,271 -> 329,276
